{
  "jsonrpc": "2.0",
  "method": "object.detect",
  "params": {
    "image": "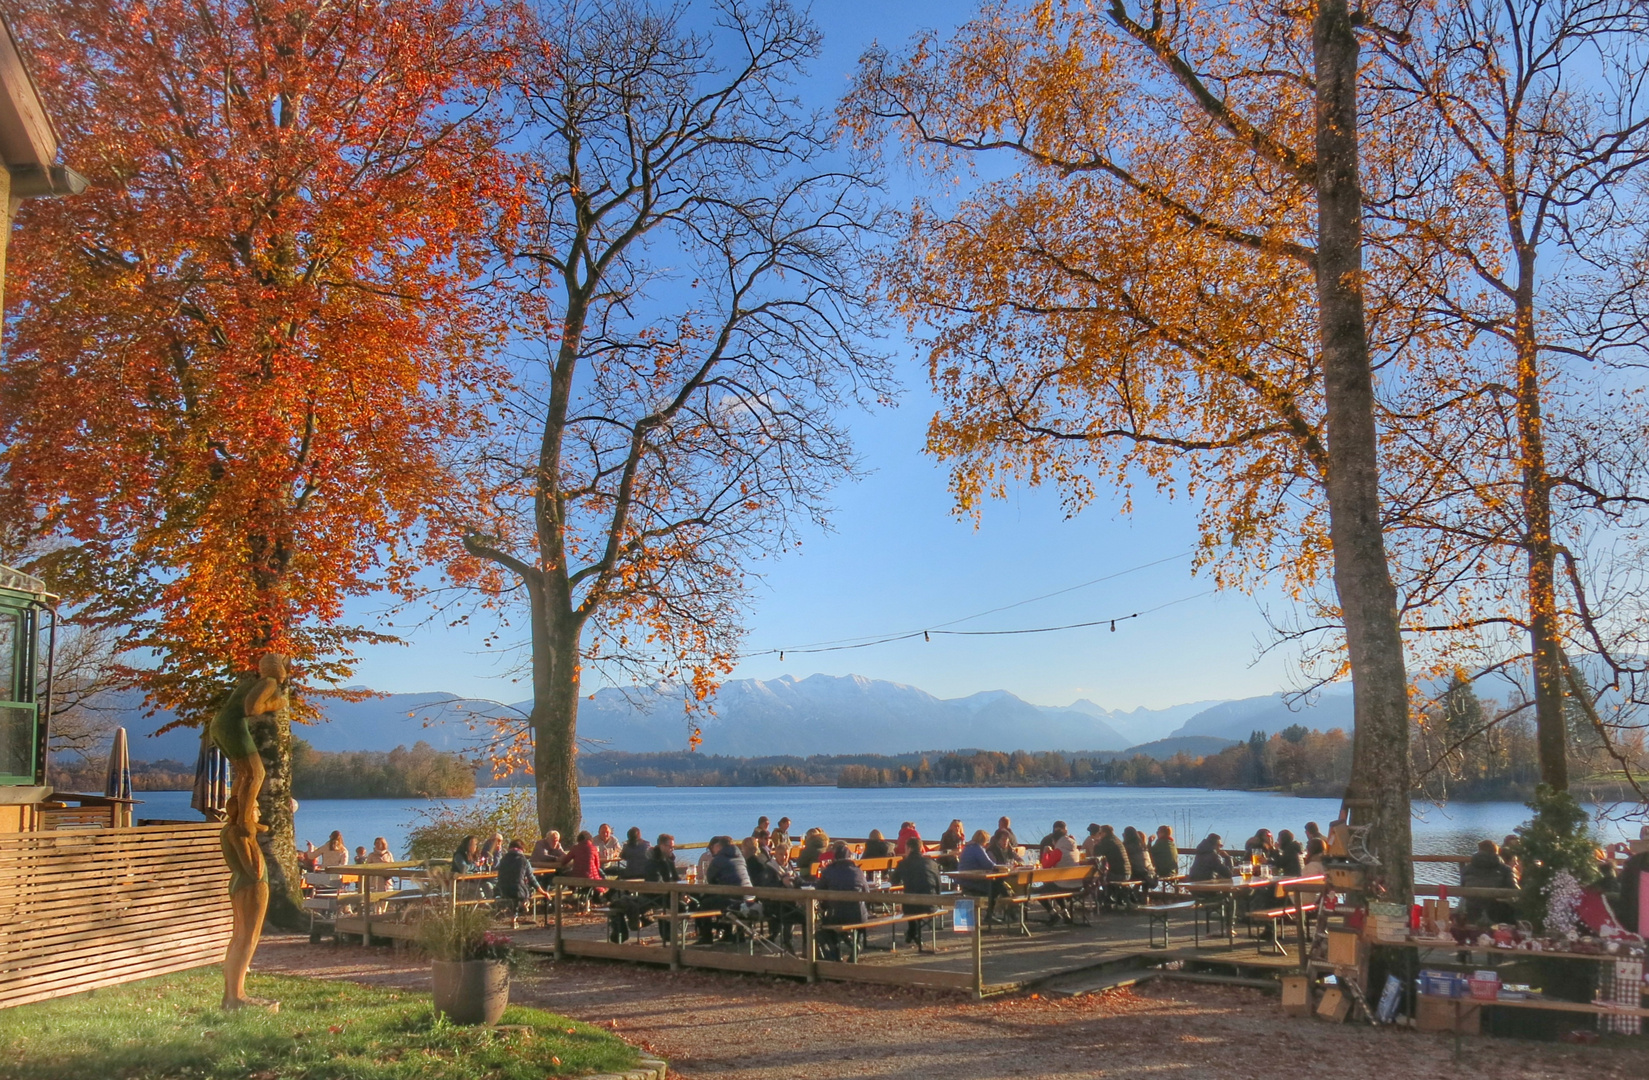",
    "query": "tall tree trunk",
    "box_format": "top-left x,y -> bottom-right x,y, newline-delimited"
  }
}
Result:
1513,257 -> 1569,791
530,583 -> 583,838
249,702 -> 303,928
1313,0 -> 1414,900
